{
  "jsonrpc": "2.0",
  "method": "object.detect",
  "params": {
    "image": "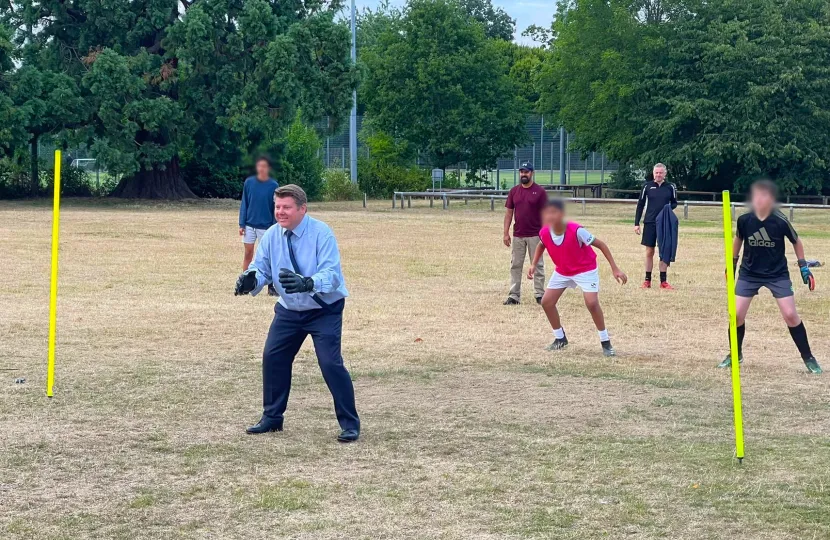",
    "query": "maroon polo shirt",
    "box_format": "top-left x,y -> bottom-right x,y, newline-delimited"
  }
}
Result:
506,182 -> 547,237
